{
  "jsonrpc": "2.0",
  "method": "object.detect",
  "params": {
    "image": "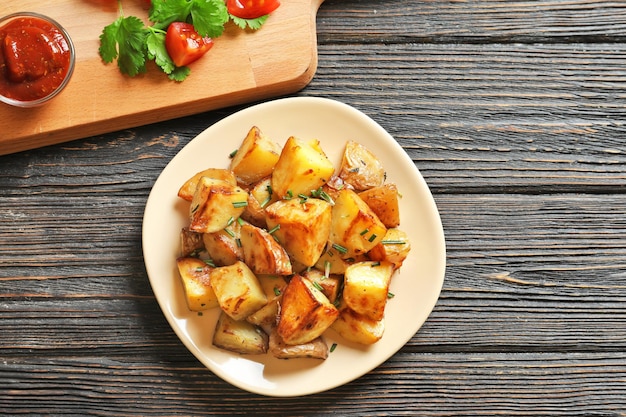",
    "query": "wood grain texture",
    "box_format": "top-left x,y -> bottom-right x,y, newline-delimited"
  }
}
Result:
2,0 -> 626,415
